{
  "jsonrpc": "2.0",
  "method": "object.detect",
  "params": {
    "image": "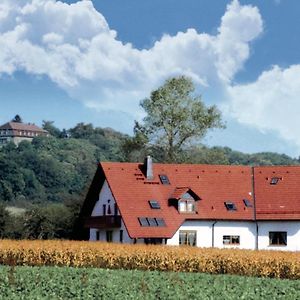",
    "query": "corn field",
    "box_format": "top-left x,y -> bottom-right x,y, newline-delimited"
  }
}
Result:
0,240 -> 299,279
